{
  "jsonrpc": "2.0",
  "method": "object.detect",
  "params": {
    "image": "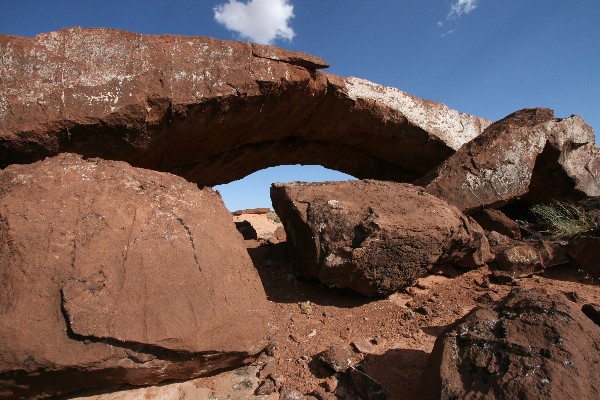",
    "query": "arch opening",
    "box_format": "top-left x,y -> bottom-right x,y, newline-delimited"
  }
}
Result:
215,164 -> 356,212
